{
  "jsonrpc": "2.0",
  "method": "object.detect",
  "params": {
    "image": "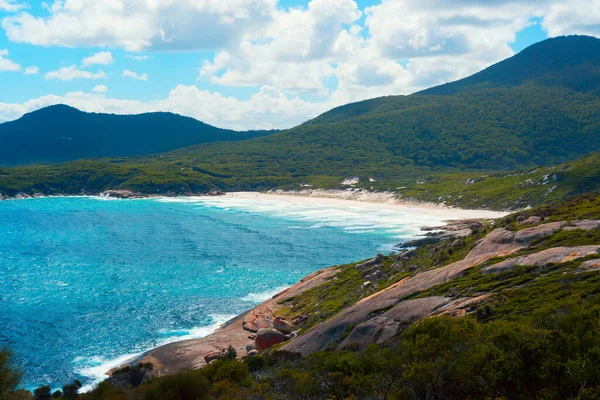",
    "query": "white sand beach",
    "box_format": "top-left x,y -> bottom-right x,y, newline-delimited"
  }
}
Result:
222,190 -> 509,220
